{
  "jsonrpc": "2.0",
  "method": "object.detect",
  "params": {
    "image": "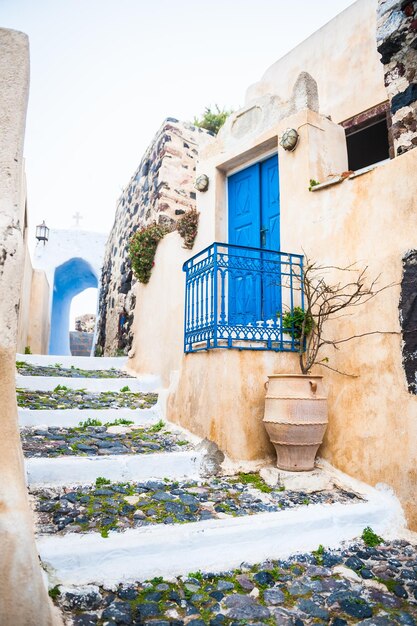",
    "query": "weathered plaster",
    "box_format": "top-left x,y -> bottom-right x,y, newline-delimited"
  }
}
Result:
0,27 -> 62,625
